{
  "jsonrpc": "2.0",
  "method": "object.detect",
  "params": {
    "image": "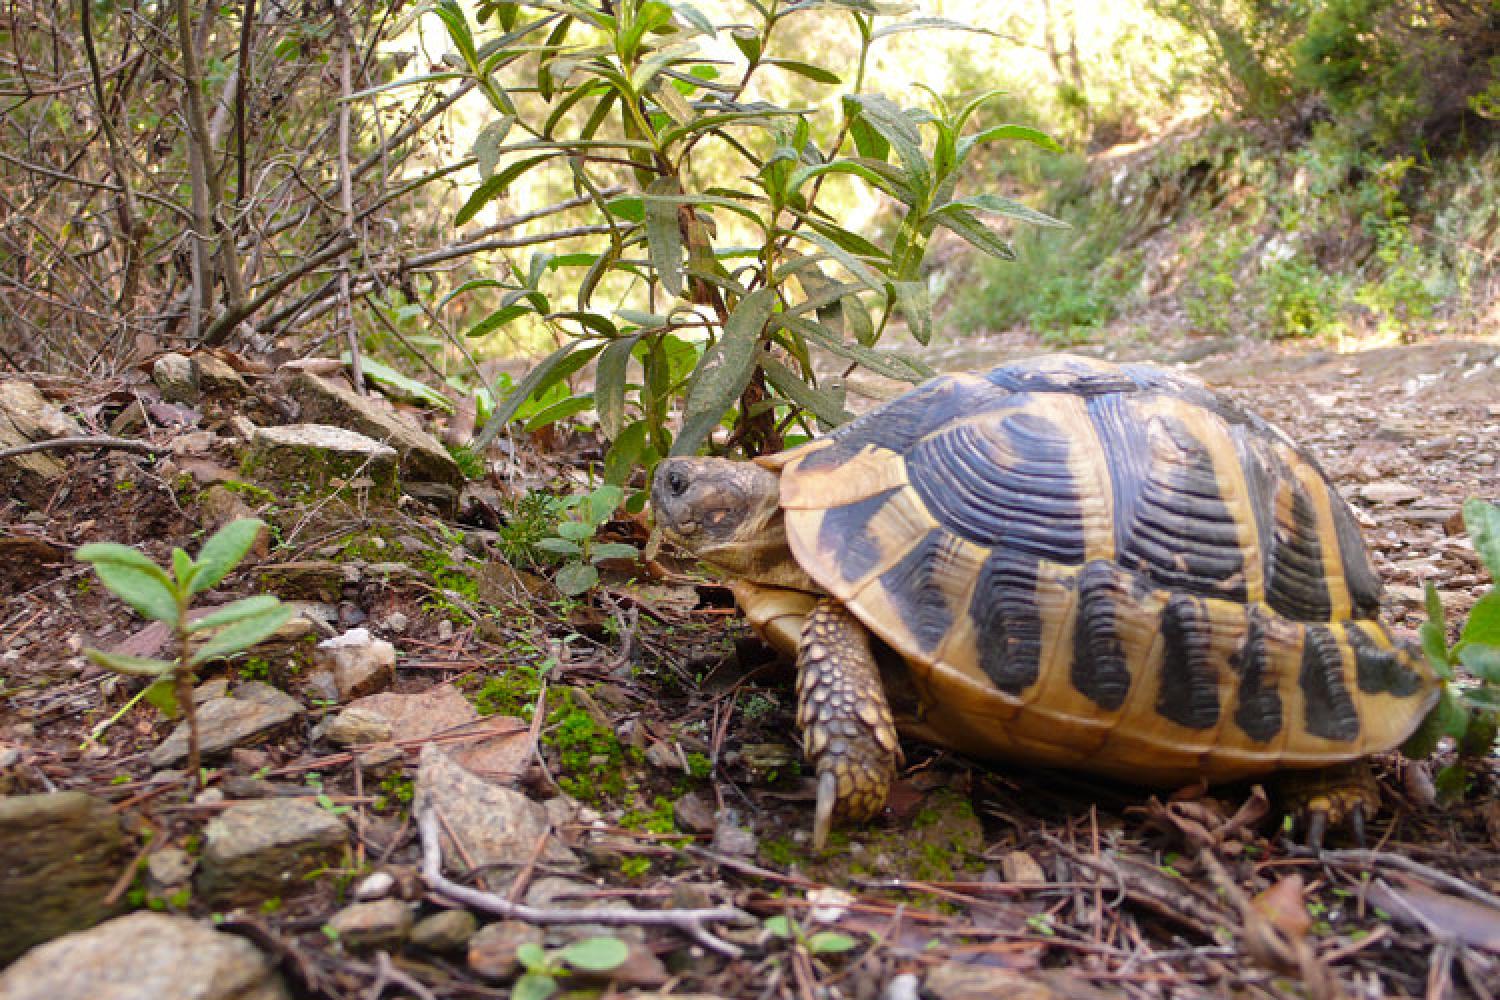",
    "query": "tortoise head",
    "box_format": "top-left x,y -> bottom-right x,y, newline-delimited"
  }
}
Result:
653,456 -> 812,589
